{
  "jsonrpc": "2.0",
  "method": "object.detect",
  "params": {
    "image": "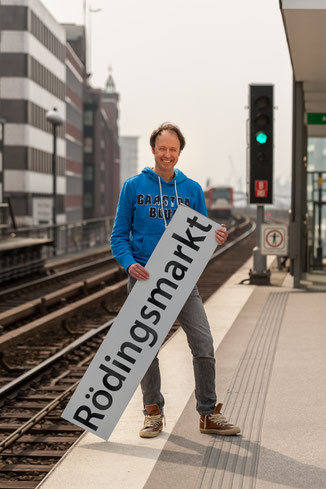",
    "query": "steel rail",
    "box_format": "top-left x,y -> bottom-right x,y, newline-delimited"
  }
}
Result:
0,218 -> 256,458
0,380 -> 81,451
0,319 -> 114,399
0,279 -> 128,352
0,255 -> 114,301
0,266 -> 121,327
0,219 -> 255,400
211,218 -> 256,260
0,216 -> 245,302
